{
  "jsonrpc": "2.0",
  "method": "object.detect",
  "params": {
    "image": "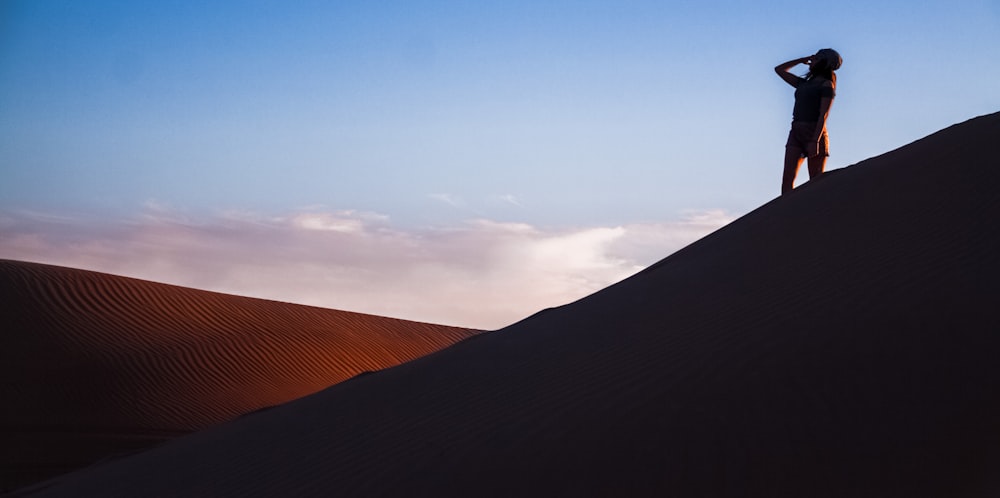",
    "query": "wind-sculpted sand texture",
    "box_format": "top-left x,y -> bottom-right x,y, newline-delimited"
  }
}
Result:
0,261 -> 478,492
13,112 -> 1000,497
